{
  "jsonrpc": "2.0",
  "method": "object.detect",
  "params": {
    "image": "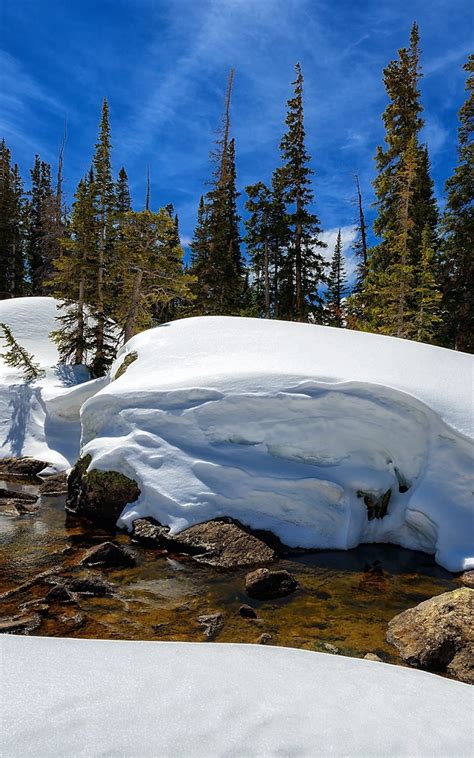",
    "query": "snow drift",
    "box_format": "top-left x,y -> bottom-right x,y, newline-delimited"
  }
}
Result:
2,636 -> 472,758
0,297 -> 103,469
79,316 -> 474,572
